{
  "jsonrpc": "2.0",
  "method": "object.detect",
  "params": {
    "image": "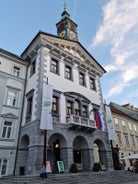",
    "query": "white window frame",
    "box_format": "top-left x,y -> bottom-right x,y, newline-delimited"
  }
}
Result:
133,124 -> 137,132
122,120 -> 126,129
89,77 -> 96,91
1,120 -> 13,139
117,133 -> 122,144
124,135 -> 129,145
114,118 -> 119,129
12,65 -> 20,77
0,158 -> 8,176
6,89 -> 18,107
131,135 -> 135,146
128,123 -> 132,130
